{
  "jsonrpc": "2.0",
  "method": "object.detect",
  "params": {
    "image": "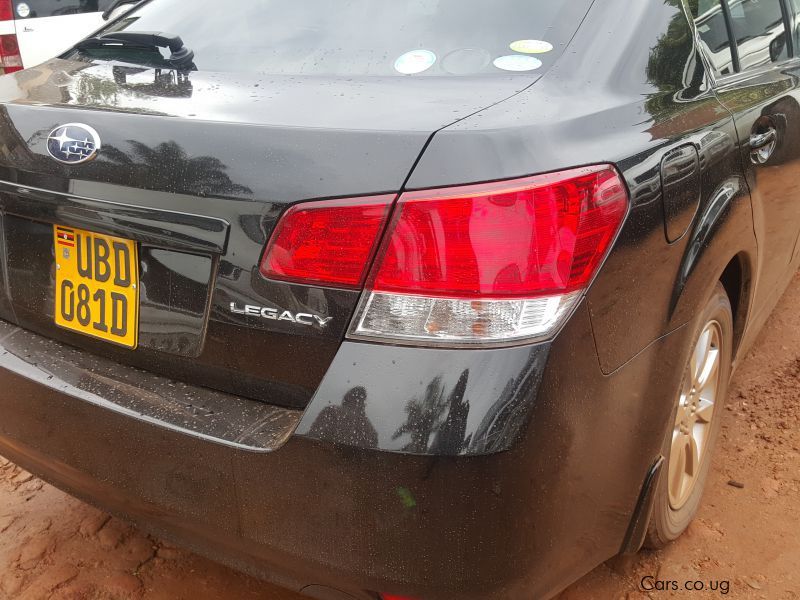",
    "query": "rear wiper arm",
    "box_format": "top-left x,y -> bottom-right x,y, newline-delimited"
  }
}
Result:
75,31 -> 195,70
